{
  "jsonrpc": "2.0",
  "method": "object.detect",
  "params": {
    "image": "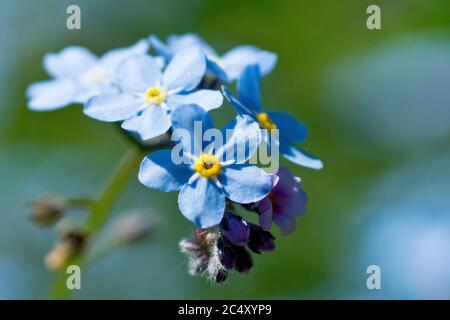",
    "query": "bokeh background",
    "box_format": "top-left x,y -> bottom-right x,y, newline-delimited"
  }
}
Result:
1,0 -> 450,299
